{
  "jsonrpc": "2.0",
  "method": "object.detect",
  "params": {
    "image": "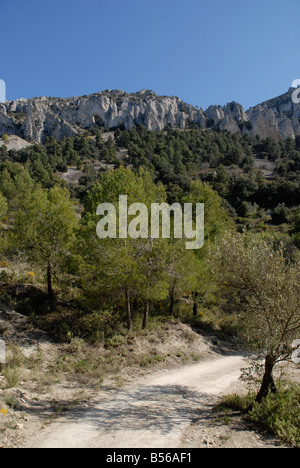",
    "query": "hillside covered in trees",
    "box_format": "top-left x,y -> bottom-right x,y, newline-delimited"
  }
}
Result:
1,125 -> 300,241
